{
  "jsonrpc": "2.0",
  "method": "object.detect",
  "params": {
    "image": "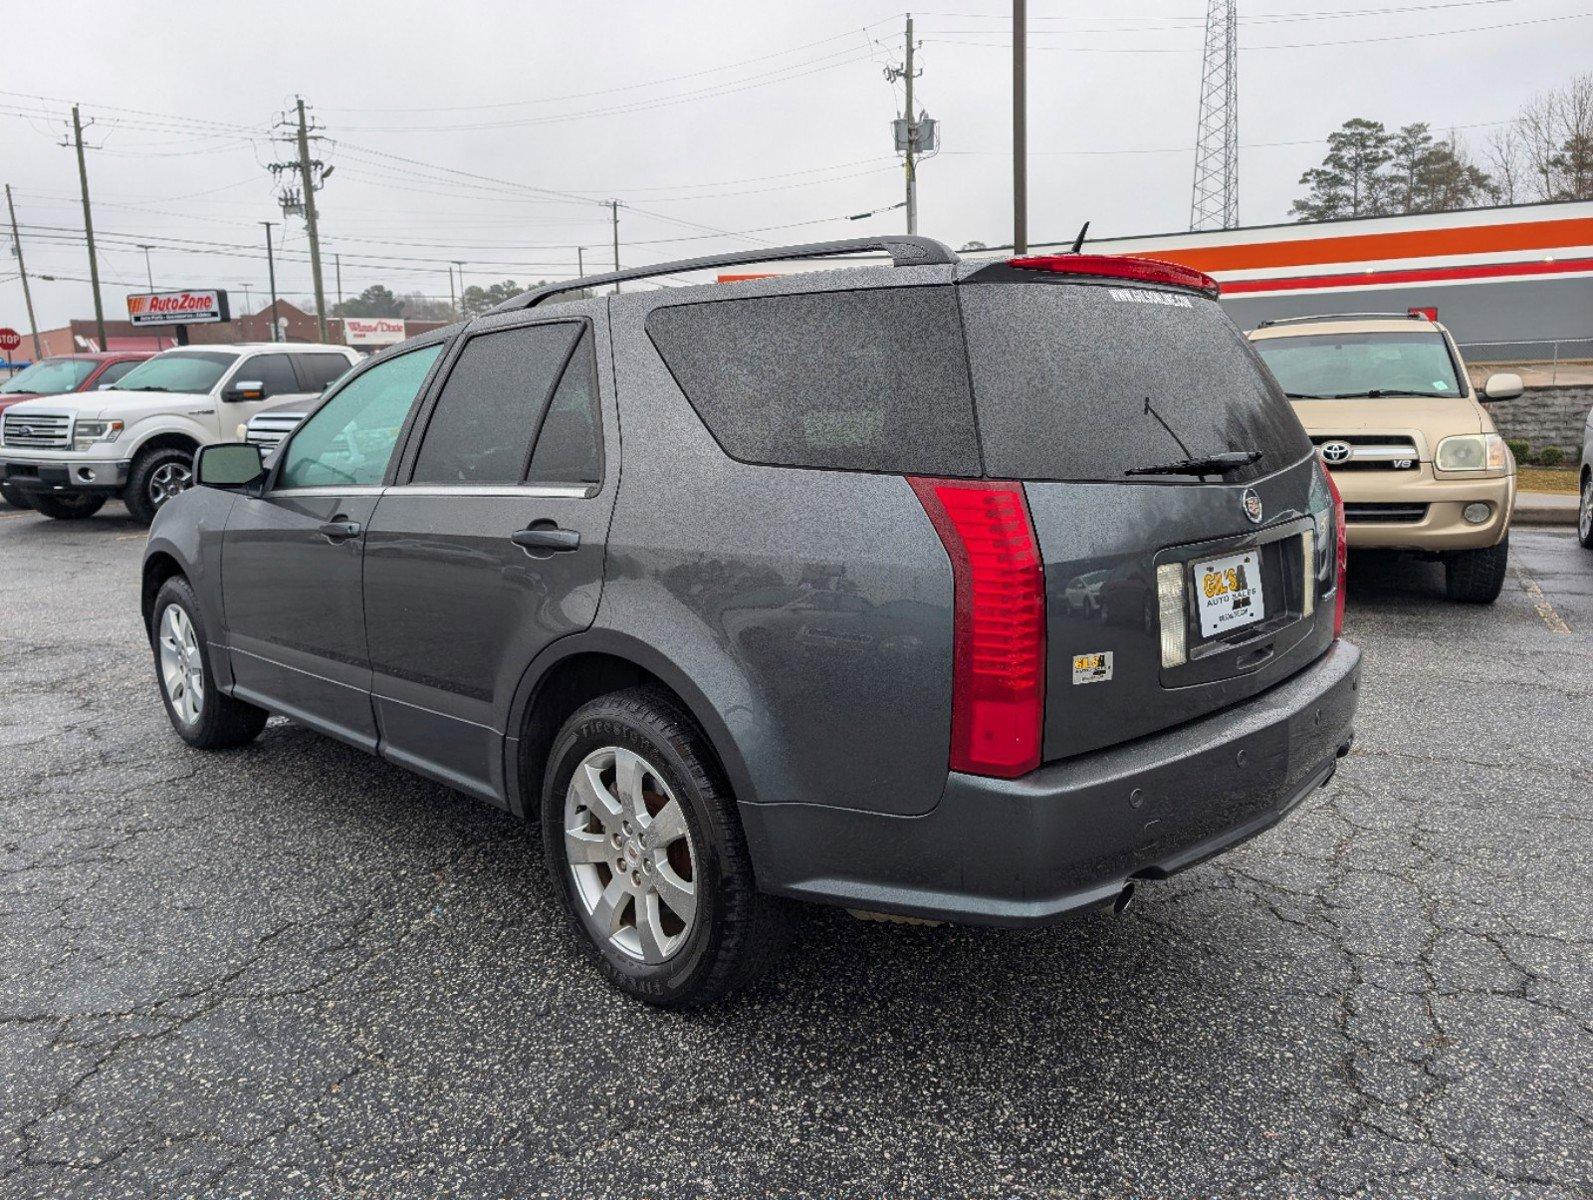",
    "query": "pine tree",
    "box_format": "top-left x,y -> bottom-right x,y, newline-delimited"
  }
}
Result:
1291,118 -> 1394,221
